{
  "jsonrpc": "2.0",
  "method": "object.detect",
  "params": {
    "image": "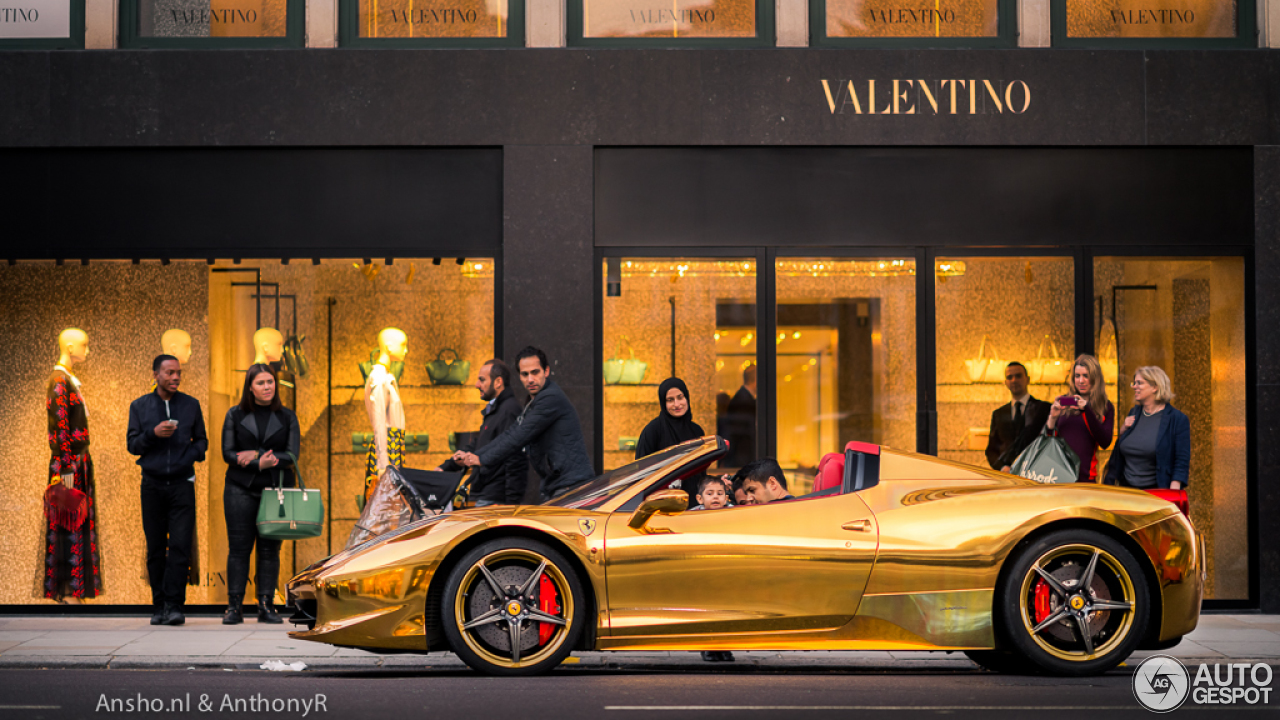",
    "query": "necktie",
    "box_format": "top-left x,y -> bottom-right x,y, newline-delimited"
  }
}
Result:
1013,401 -> 1024,427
